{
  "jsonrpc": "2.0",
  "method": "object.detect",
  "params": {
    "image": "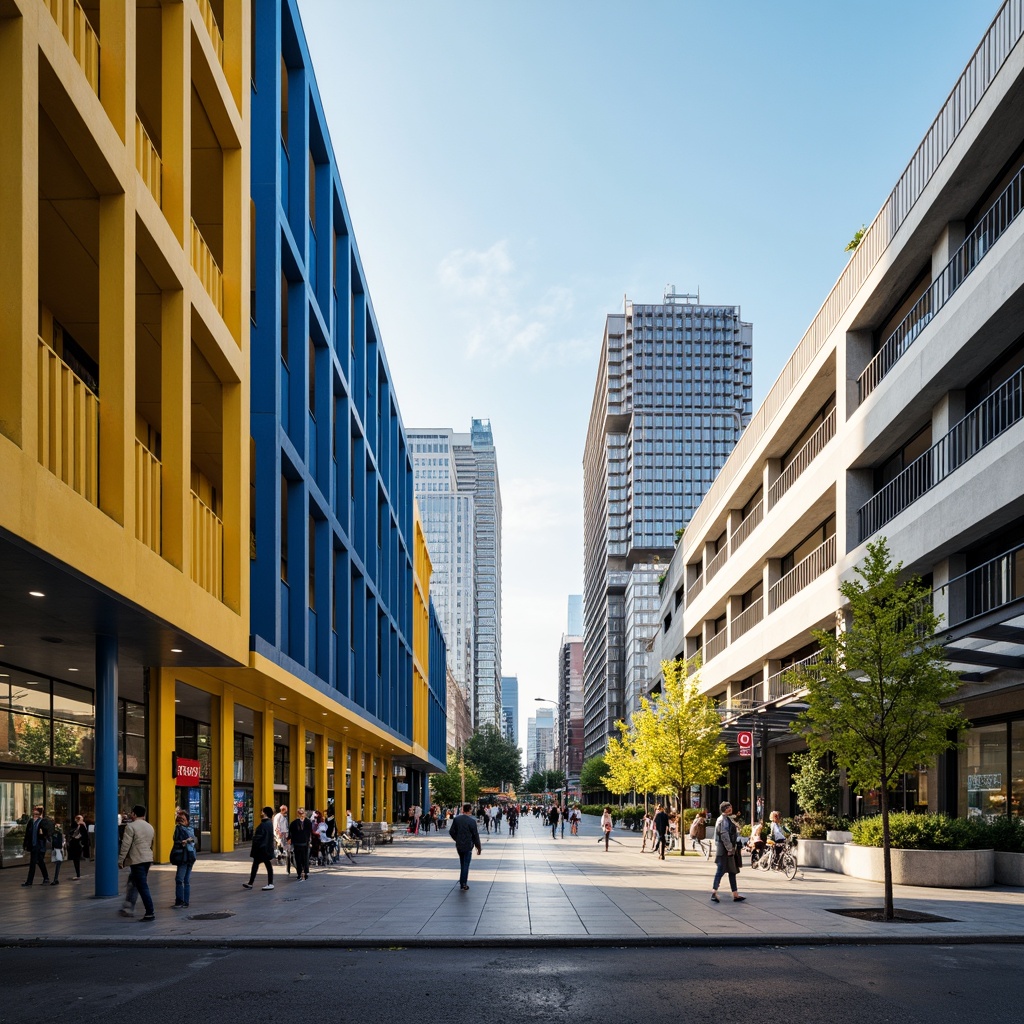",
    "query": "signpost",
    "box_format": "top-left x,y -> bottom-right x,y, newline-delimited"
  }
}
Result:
737,731 -> 754,826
